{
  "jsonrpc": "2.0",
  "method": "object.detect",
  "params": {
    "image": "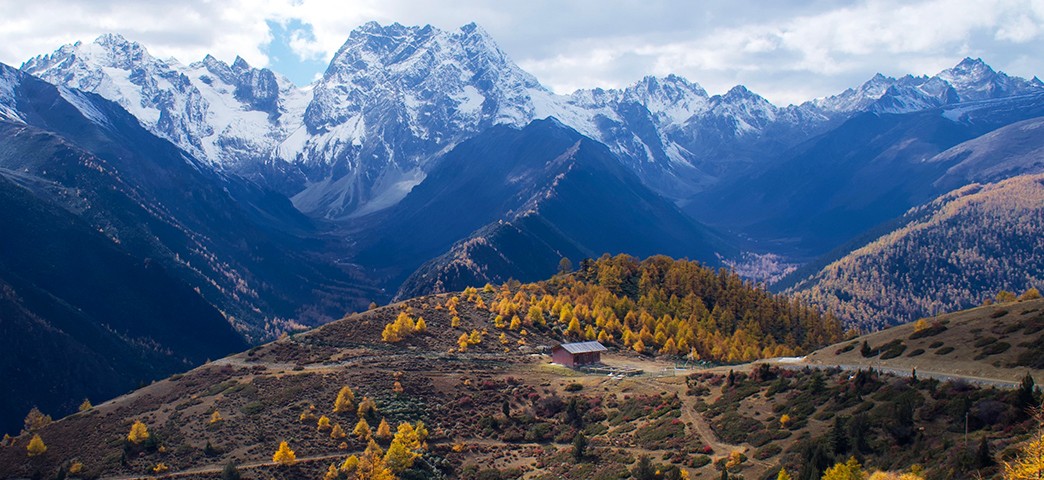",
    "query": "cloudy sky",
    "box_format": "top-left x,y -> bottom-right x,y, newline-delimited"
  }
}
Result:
1,0 -> 1042,105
